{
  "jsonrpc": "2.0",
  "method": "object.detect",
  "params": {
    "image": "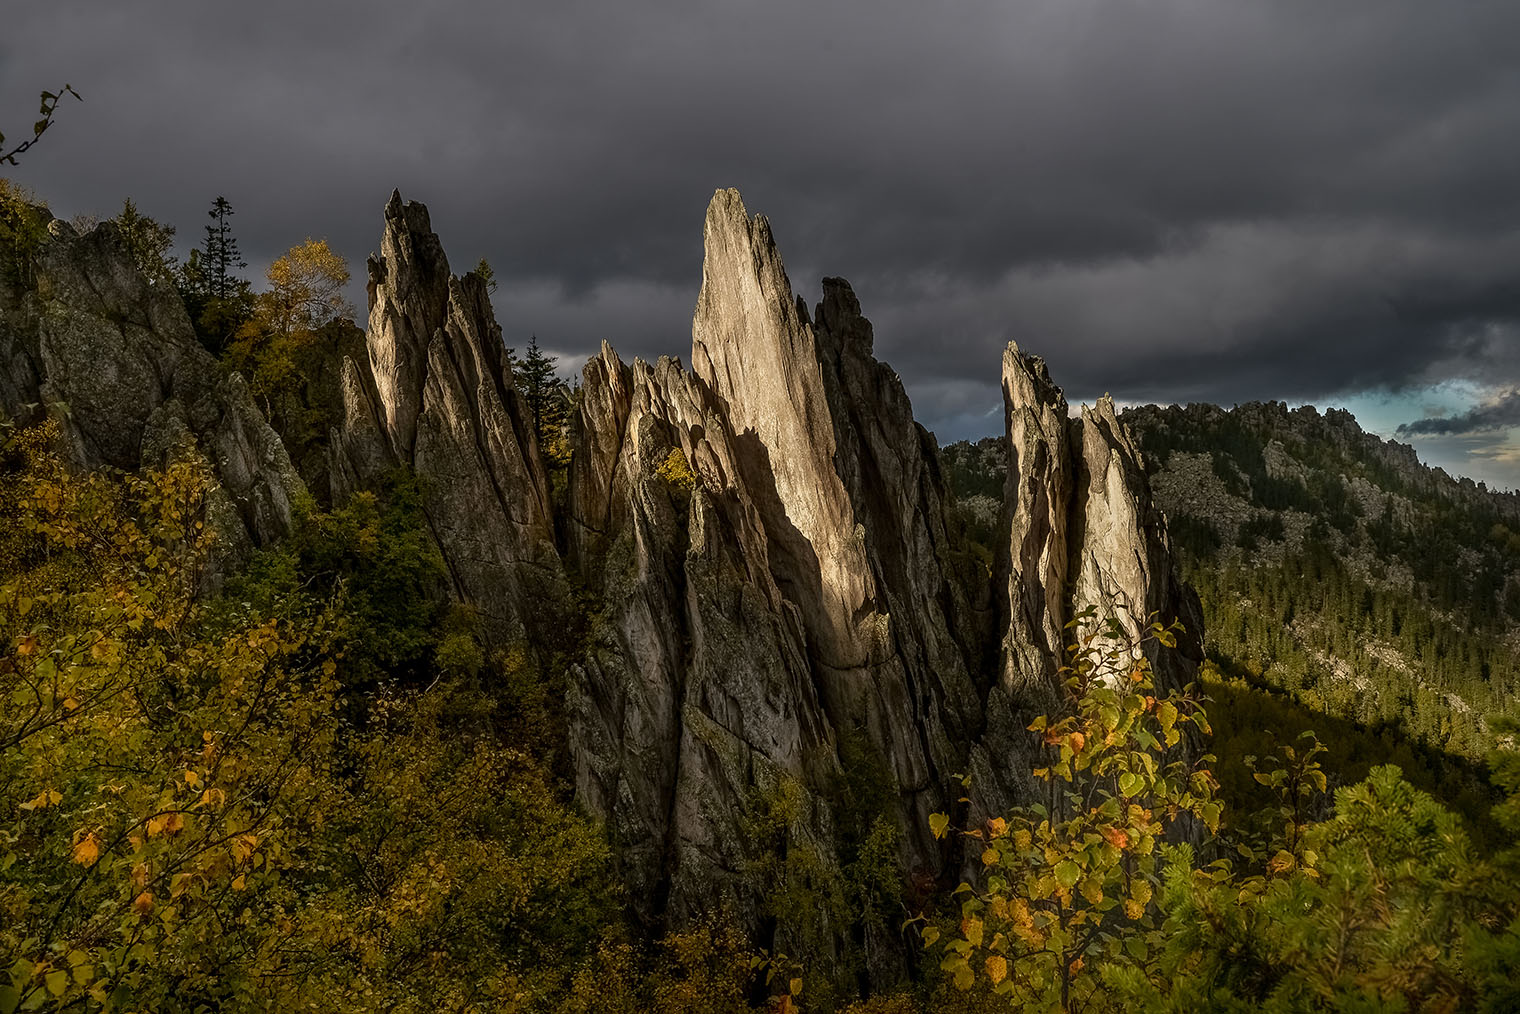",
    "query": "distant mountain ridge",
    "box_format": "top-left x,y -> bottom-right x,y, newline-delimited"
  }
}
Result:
946,399 -> 1520,763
